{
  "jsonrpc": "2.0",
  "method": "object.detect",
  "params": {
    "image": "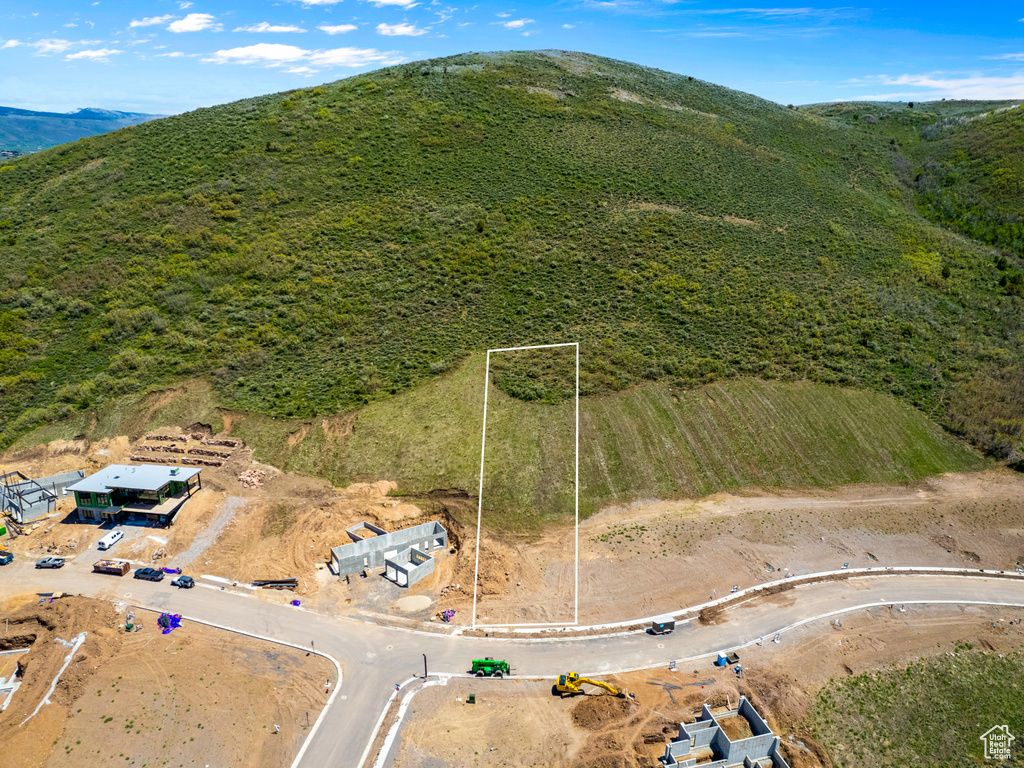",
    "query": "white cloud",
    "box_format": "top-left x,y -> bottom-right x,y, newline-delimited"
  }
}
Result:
309,46 -> 405,66
698,7 -> 814,16
563,23 -> 575,28
235,22 -> 307,33
361,0 -> 419,7
496,11 -> 511,17
376,22 -> 428,36
204,43 -> 405,70
63,22 -> 78,28
179,1 -> 193,7
155,51 -> 187,57
1,39 -> 20,48
294,0 -> 345,4
32,39 -> 73,54
65,47 -> 123,61
204,43 -> 308,65
852,73 -> 1024,101
129,14 -> 175,28
319,24 -> 358,34
500,18 -> 533,28
168,13 -> 221,33
286,66 -> 317,74
985,53 -> 1024,61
